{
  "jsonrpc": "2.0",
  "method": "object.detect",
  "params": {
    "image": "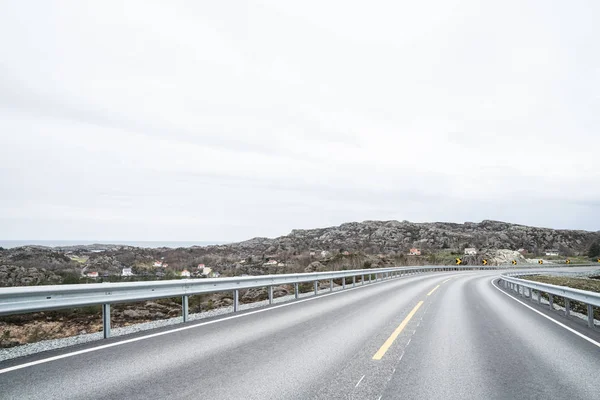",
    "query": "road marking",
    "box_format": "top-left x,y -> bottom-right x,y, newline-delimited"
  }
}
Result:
427,285 -> 440,296
372,301 -> 423,360
355,375 -> 365,388
442,278 -> 452,283
0,273 -> 439,375
491,279 -> 600,349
